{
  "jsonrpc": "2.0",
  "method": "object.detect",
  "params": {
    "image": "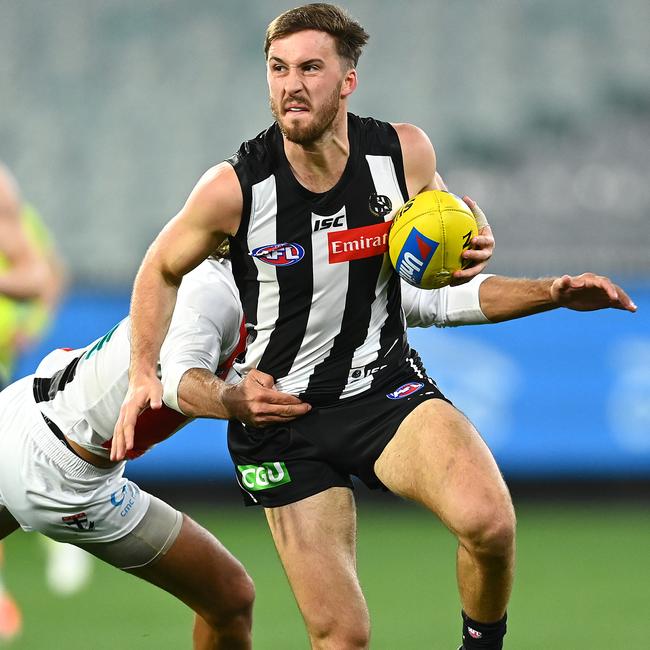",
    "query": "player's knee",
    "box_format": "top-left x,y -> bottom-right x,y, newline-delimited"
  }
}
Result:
308,609 -> 370,649
222,569 -> 255,622
203,567 -> 255,632
311,625 -> 370,650
461,501 -> 516,562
